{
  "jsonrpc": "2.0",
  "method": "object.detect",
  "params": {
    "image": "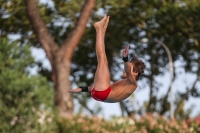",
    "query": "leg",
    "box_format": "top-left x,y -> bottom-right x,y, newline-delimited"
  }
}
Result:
93,15 -> 110,91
